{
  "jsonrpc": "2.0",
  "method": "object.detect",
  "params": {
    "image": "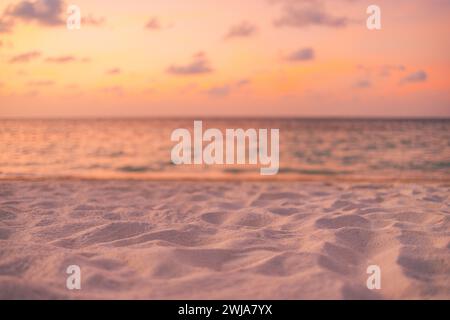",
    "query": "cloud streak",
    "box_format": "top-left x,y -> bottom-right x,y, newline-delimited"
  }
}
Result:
224,21 -> 257,39
354,79 -> 372,89
206,85 -> 231,97
206,78 -> 251,97
167,52 -> 213,76
274,1 -> 351,28
45,56 -> 77,63
27,80 -> 54,86
1,1 -> 104,32
9,51 -> 41,63
0,17 -> 14,33
81,14 -> 105,27
102,86 -> 124,95
400,70 -> 428,84
106,68 -> 121,75
378,64 -> 406,77
286,47 -> 315,62
145,17 -> 161,30
5,0 -> 64,26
